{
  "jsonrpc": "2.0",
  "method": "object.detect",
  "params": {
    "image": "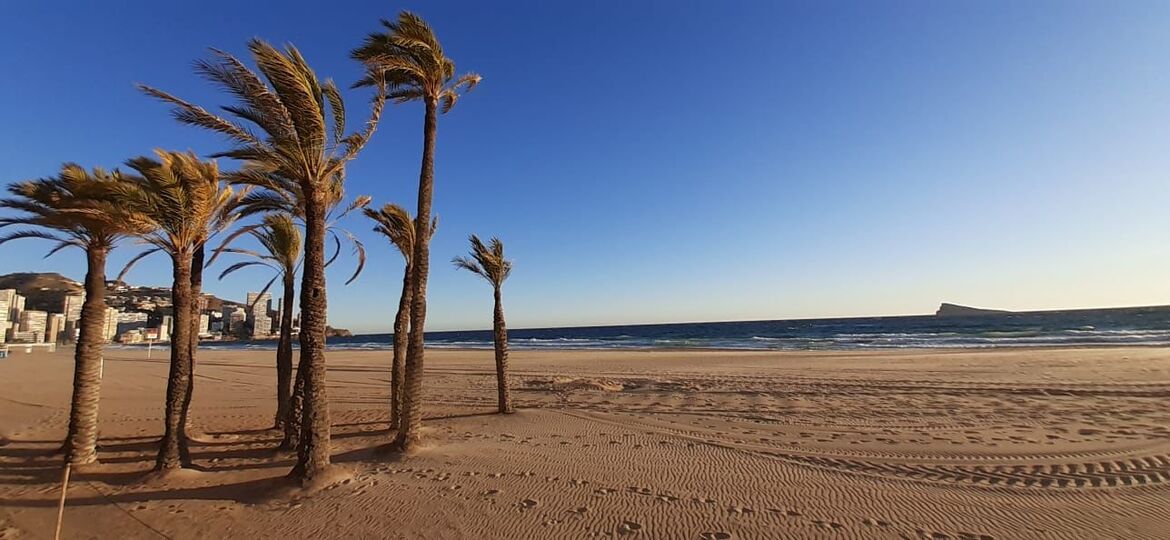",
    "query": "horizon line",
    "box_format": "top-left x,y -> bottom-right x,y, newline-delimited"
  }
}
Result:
355,301 -> 1170,336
